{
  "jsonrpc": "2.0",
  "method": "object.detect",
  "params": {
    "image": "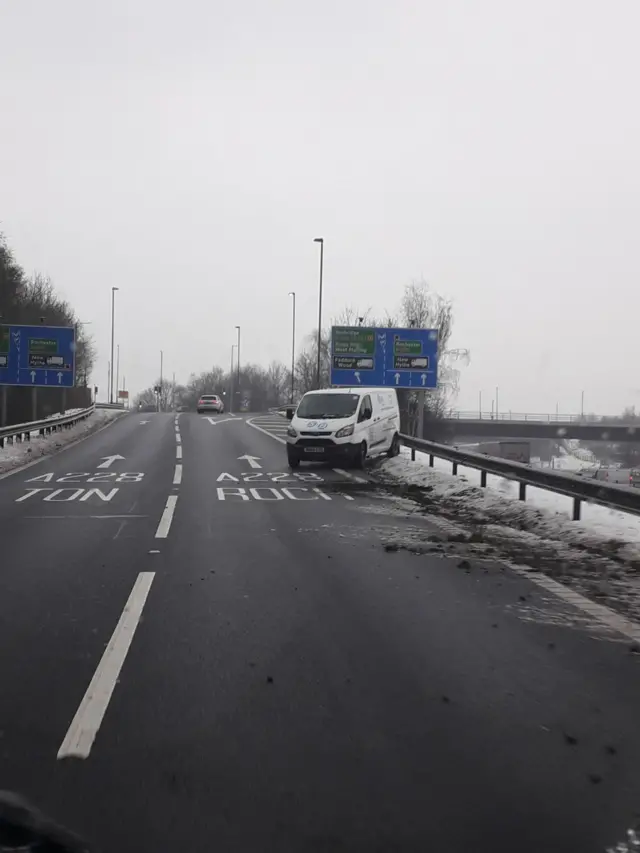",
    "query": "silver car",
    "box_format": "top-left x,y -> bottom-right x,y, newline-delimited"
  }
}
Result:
197,394 -> 224,414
